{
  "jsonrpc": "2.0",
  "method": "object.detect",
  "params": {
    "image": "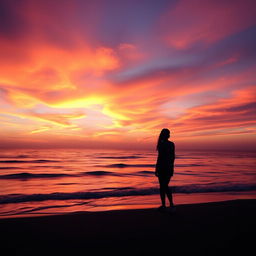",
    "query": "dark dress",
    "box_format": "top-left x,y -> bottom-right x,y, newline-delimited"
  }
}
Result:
156,140 -> 175,182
